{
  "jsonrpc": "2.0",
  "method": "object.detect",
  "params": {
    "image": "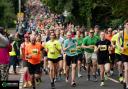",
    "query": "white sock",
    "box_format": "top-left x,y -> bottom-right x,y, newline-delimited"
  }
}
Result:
126,85 -> 128,88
